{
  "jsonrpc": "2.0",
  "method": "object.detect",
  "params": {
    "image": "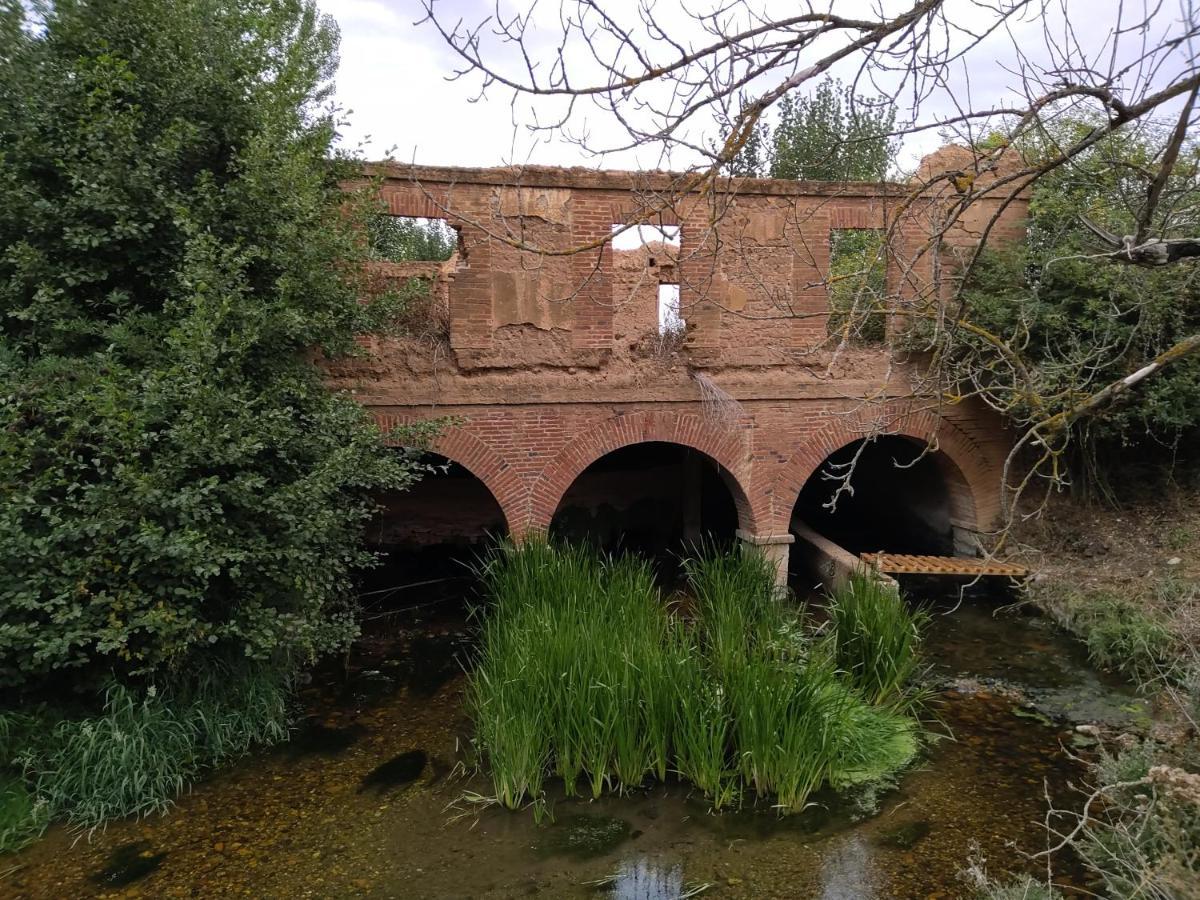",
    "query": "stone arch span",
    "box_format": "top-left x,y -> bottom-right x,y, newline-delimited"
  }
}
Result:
373,413 -> 523,537
769,408 -> 1001,540
528,410 -> 763,534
